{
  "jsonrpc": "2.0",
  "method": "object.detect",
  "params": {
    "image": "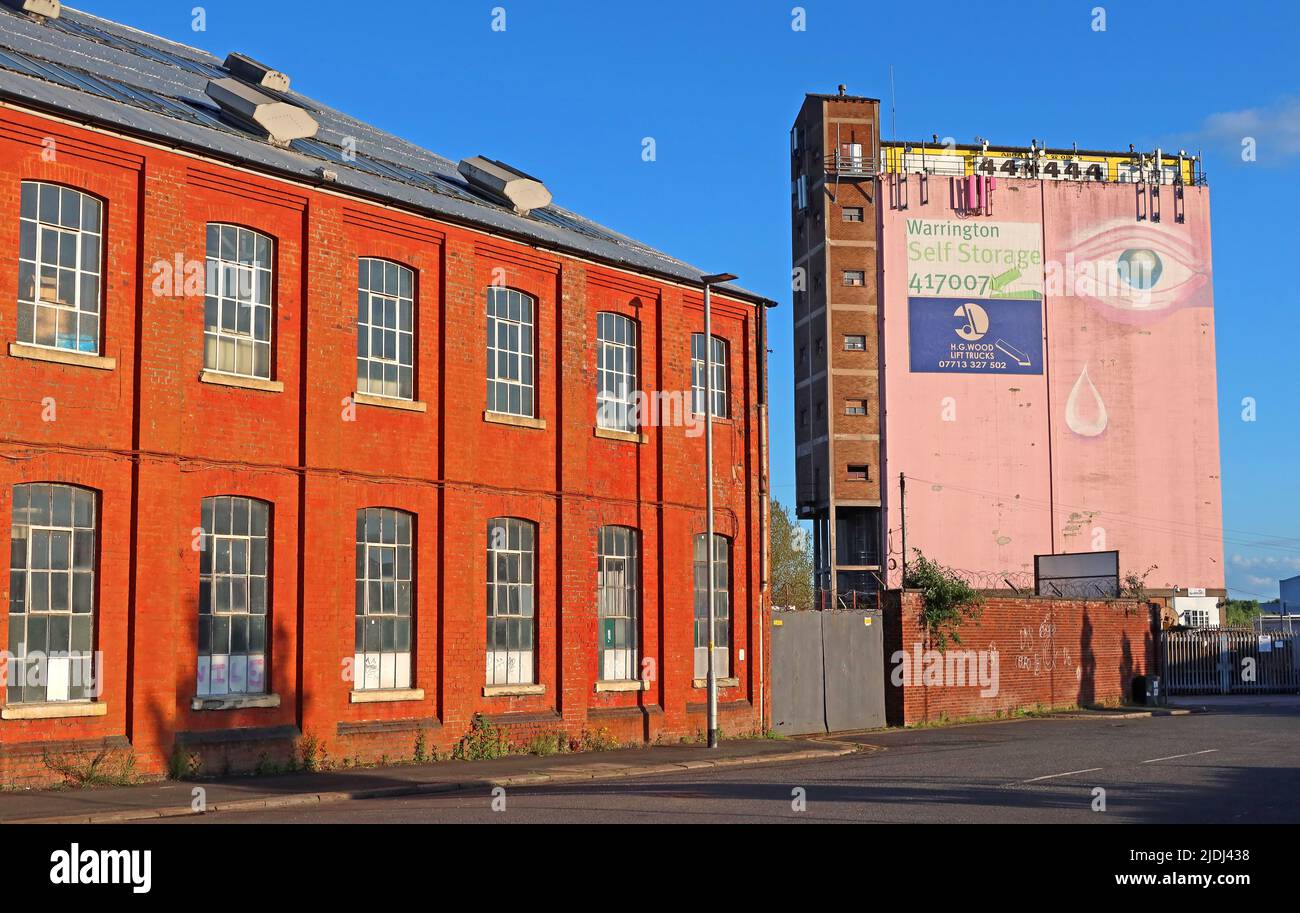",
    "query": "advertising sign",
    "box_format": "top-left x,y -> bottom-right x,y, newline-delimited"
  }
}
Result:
908,296 -> 1044,374
906,218 -> 1044,299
